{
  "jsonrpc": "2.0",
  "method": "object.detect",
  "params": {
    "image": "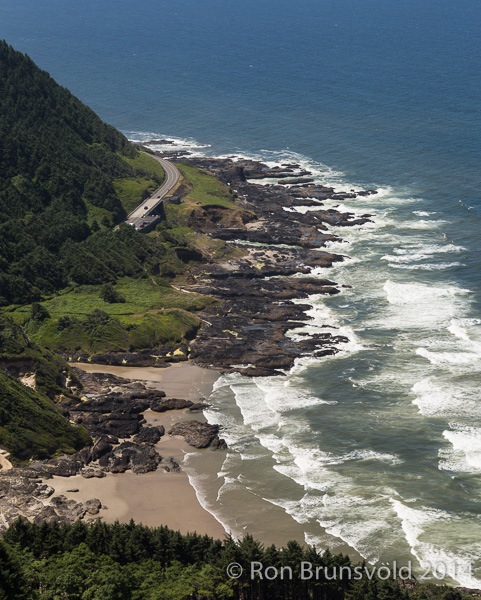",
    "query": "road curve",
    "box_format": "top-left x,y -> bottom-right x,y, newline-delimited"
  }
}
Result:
126,154 -> 180,229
